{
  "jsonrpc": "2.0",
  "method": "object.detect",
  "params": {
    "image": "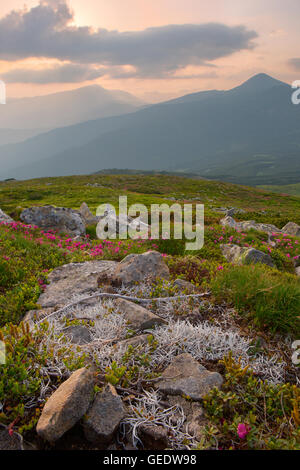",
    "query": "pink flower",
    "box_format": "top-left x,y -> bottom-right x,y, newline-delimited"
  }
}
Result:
217,265 -> 224,271
237,423 -> 250,439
